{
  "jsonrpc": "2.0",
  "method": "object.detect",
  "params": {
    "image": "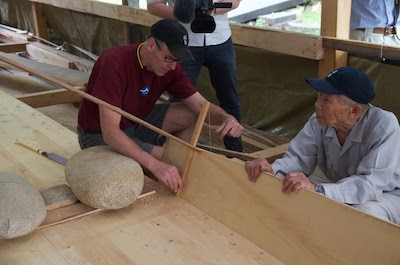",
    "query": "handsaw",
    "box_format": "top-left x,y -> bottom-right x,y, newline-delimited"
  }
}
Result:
15,138 -> 68,166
